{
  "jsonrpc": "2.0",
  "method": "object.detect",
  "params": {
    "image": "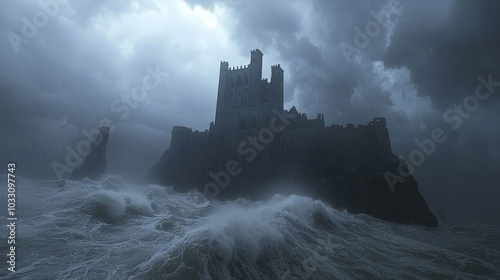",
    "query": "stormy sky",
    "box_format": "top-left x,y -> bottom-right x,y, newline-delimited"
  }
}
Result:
1,0 -> 499,223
